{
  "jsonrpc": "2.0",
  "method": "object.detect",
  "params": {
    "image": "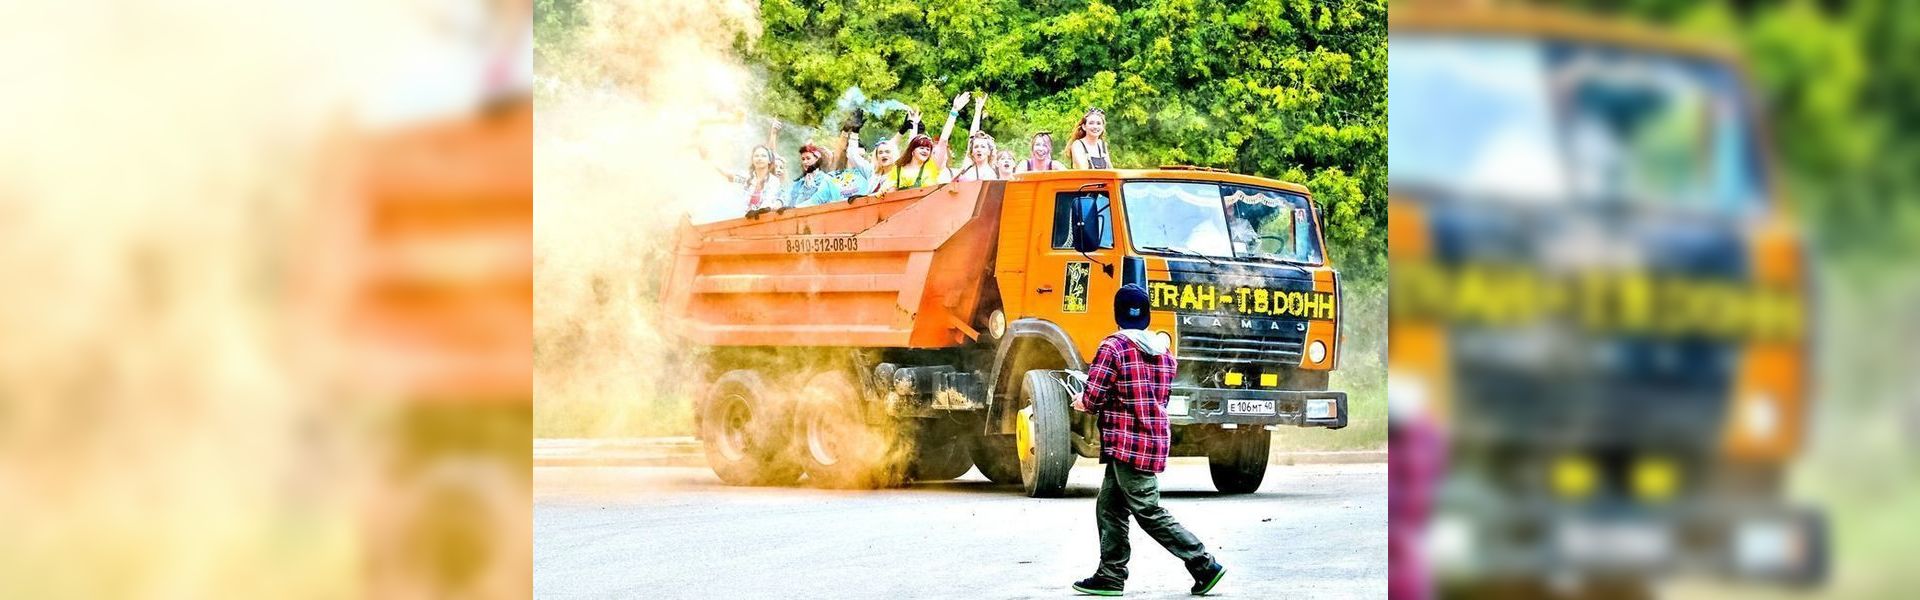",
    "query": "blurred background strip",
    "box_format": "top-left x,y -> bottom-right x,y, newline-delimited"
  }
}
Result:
1389,1 -> 1920,599
0,1 -> 530,598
